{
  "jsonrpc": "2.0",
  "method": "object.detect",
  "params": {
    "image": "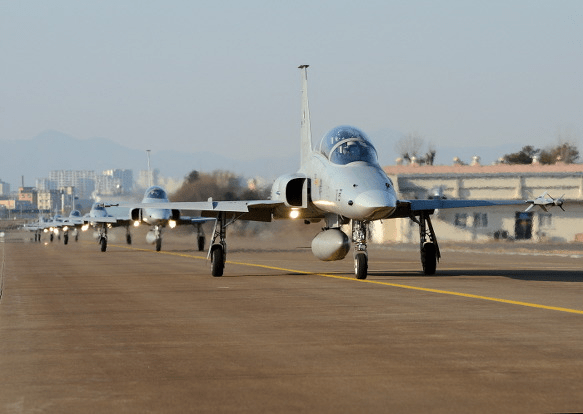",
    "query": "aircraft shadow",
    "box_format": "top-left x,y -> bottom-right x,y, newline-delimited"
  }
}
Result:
370,269 -> 583,283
